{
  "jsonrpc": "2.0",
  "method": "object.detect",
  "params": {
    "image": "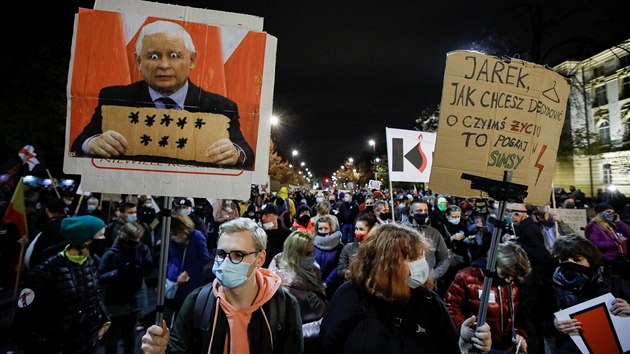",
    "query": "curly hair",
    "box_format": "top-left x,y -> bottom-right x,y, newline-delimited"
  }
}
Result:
348,223 -> 429,301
